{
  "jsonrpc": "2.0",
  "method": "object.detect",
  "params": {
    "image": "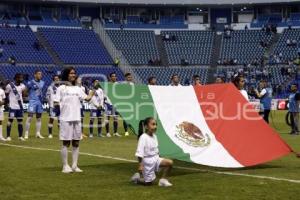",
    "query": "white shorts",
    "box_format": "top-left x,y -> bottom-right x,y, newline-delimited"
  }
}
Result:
0,111 -> 3,121
142,156 -> 163,183
59,121 -> 82,141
